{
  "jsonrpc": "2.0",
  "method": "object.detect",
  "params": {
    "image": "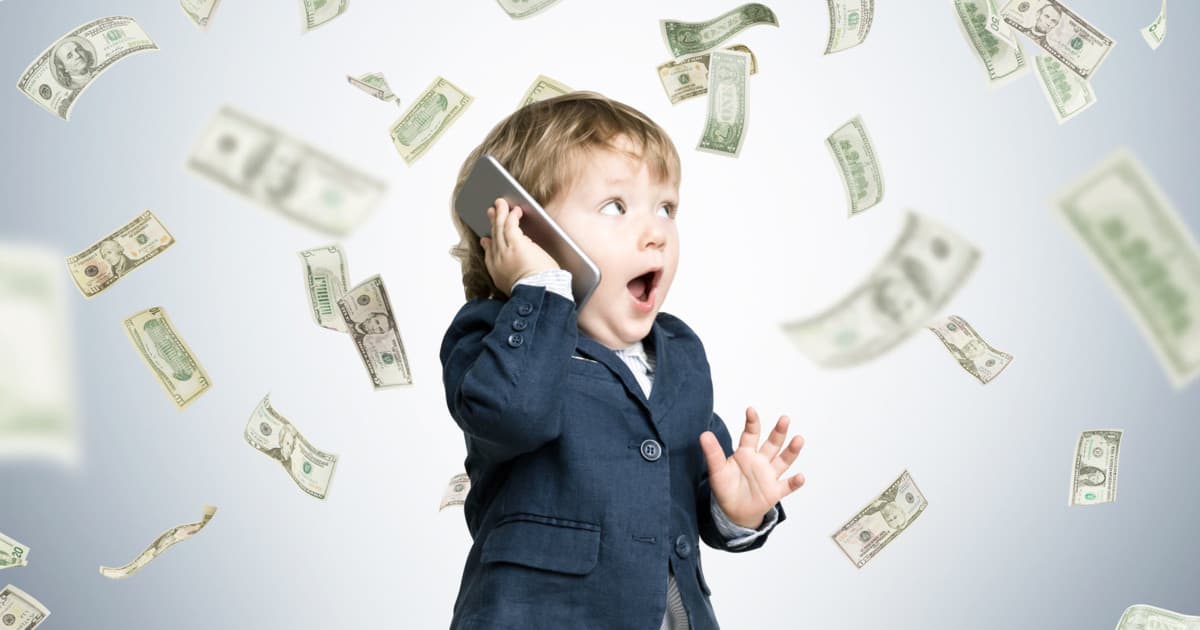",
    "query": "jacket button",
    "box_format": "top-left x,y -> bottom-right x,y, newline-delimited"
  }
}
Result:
639,439 -> 661,462
674,535 -> 691,558
511,318 -> 528,331
507,333 -> 524,347
516,303 -> 534,316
